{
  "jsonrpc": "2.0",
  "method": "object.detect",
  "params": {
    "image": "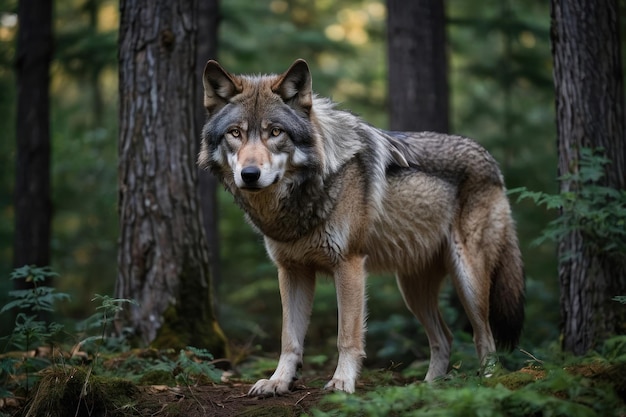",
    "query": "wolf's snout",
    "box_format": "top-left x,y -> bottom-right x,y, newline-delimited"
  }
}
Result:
241,166 -> 261,185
